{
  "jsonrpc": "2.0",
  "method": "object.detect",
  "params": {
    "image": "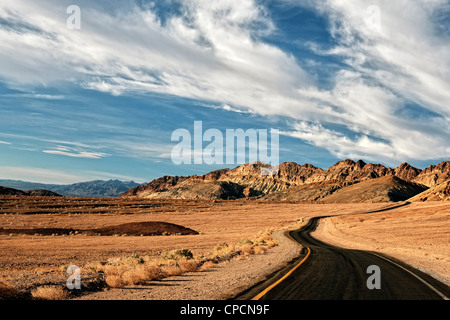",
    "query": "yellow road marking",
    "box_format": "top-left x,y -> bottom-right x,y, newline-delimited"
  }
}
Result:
251,232 -> 311,300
